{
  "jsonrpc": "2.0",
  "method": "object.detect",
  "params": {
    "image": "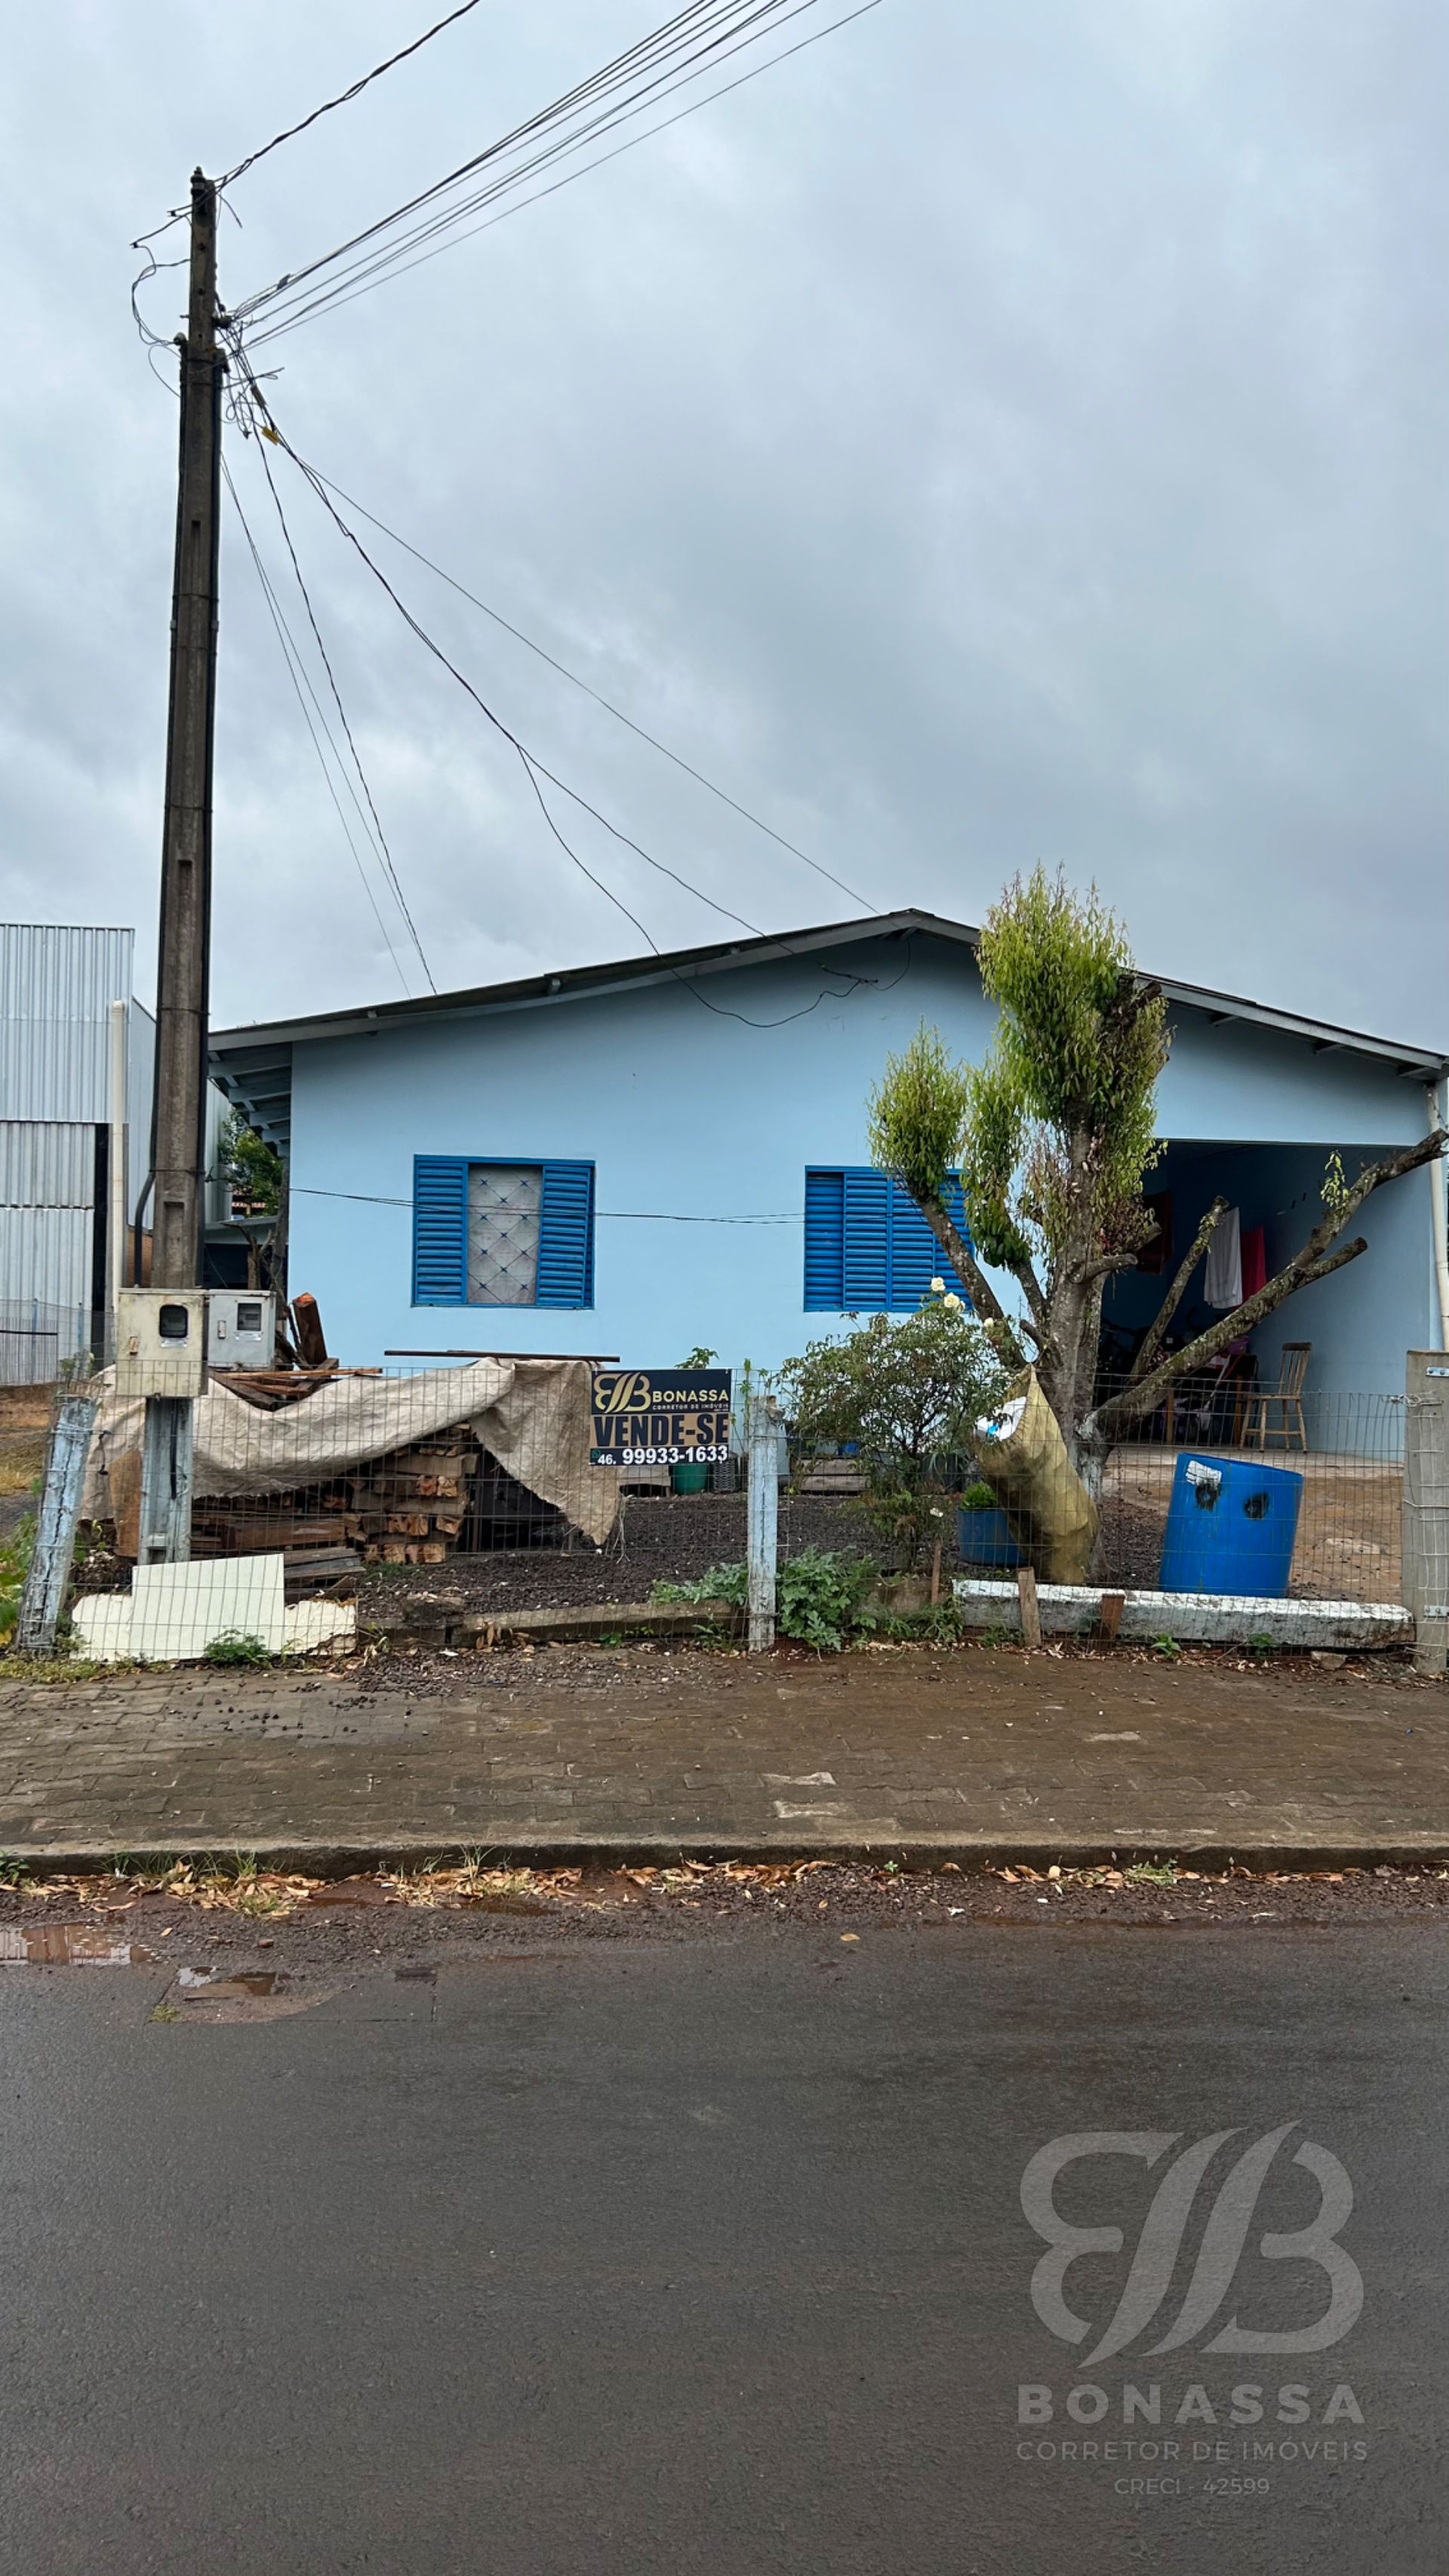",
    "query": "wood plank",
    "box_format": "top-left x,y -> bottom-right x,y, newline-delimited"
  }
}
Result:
291,1292 -> 330,1369
1017,1565 -> 1042,1650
